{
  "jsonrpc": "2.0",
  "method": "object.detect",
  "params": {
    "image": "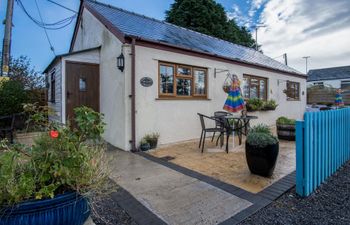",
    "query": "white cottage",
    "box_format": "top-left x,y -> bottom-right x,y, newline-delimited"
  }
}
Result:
44,0 -> 307,151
